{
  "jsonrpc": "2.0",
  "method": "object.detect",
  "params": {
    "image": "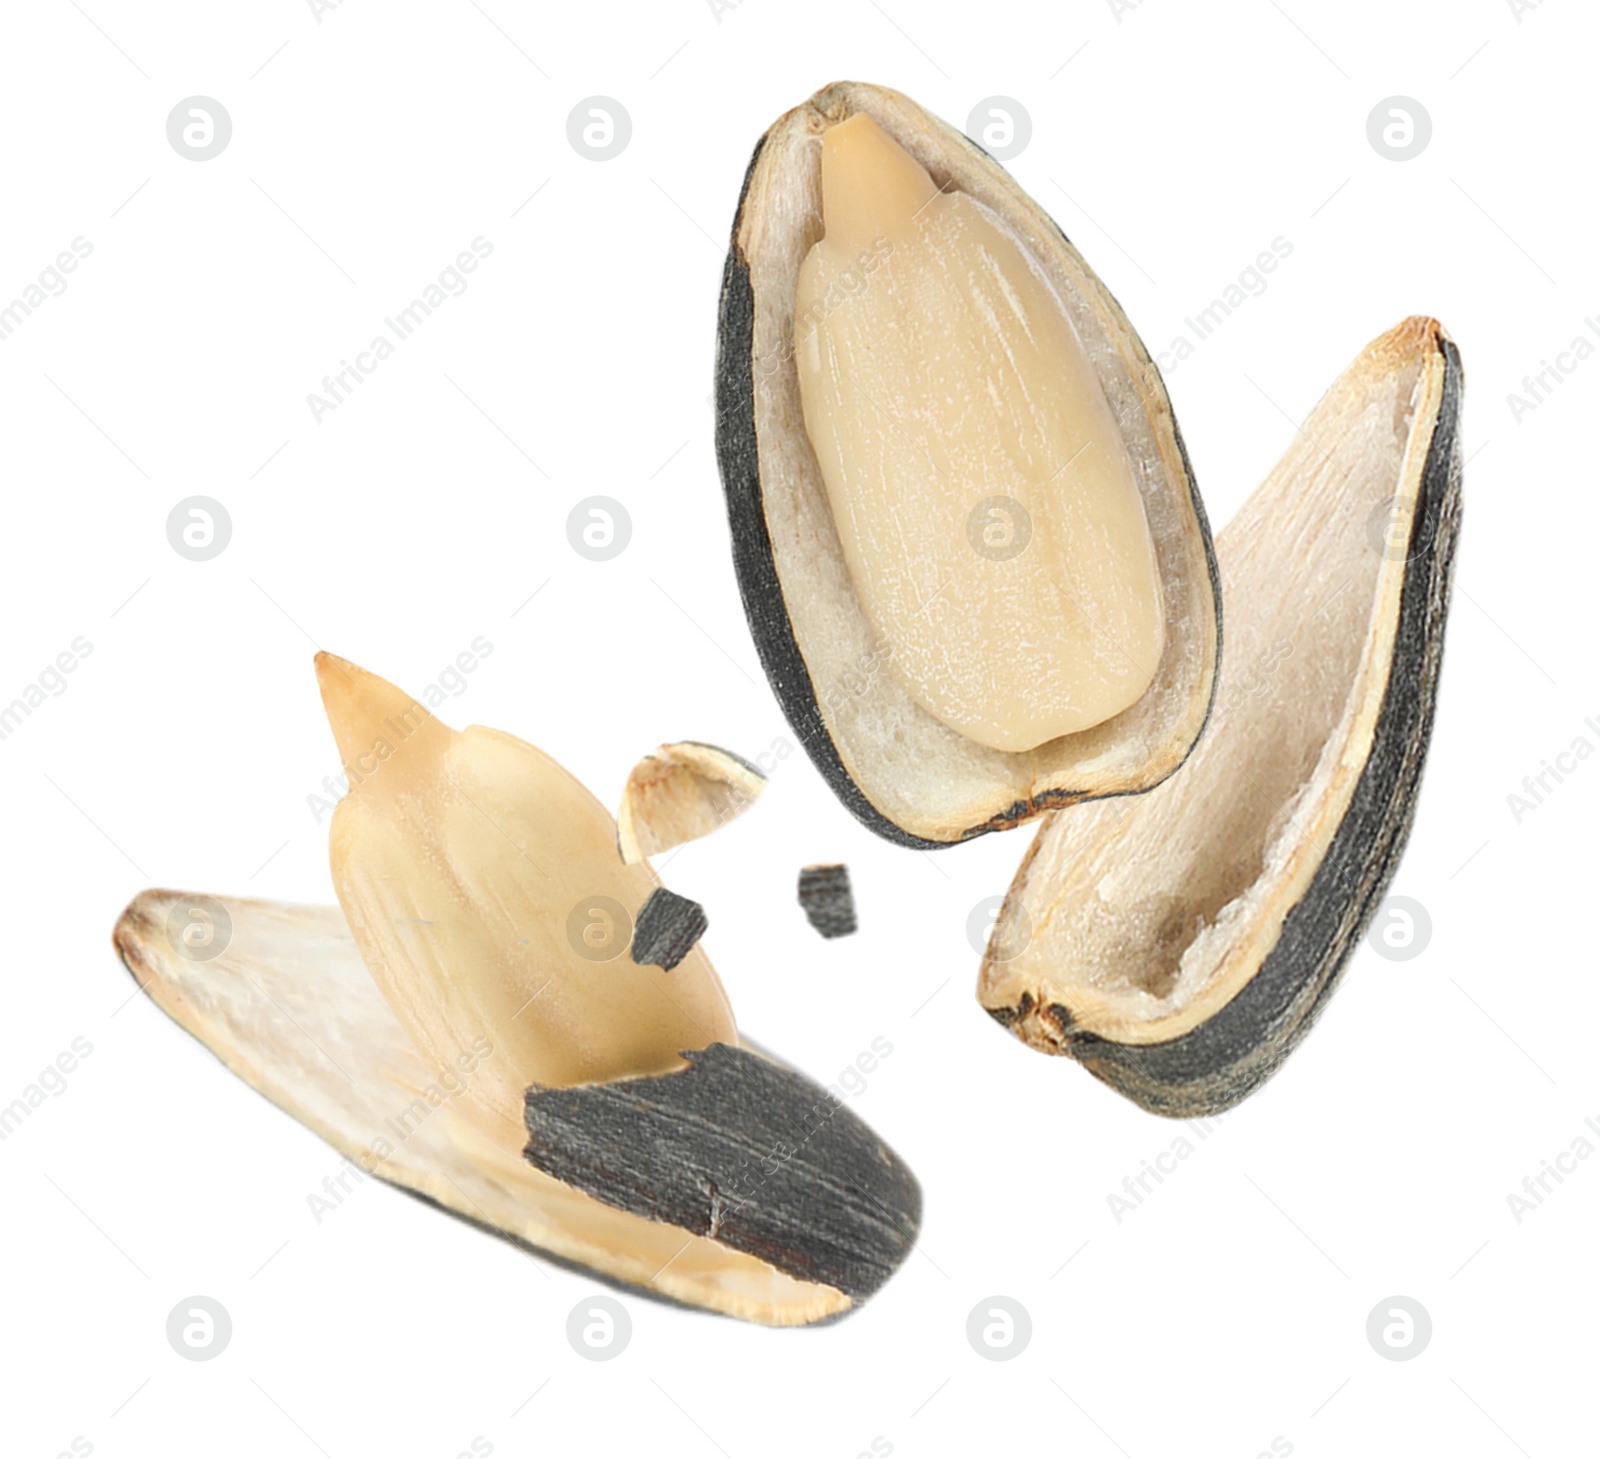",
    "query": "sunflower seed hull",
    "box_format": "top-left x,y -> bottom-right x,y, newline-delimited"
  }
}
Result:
716,81 -> 1221,844
980,320 -> 1464,1116
1070,338 -> 1464,1115
114,891 -> 853,1325
524,1042 -> 921,1304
